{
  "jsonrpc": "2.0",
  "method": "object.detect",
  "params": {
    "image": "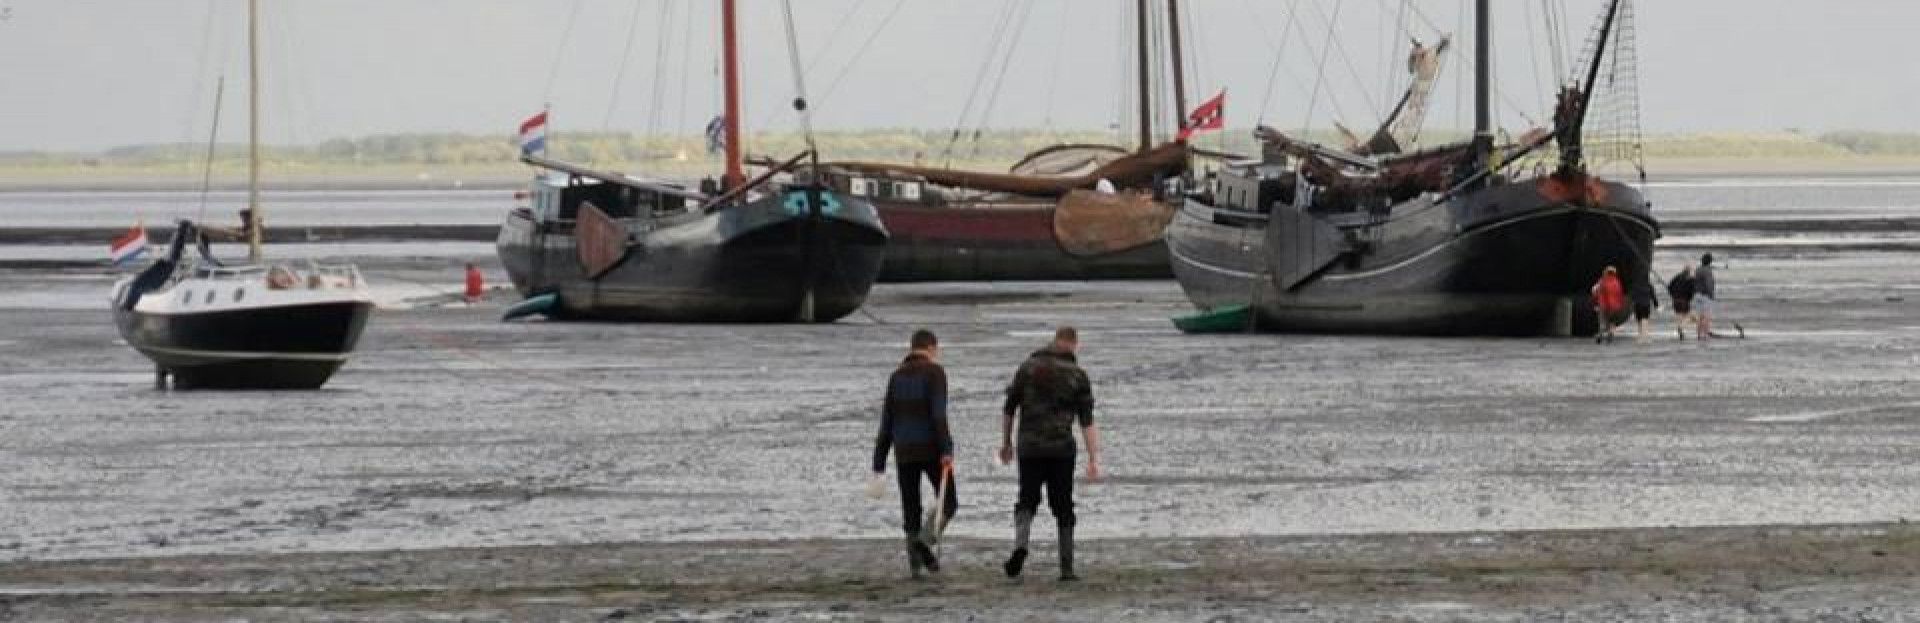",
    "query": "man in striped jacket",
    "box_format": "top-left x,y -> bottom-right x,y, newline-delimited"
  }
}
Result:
873,329 -> 957,578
